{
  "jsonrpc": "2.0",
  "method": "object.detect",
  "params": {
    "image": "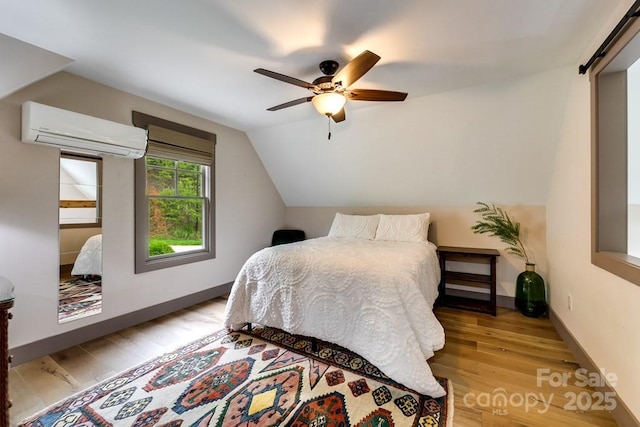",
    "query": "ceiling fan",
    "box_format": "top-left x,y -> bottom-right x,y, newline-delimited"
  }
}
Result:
254,50 -> 408,130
